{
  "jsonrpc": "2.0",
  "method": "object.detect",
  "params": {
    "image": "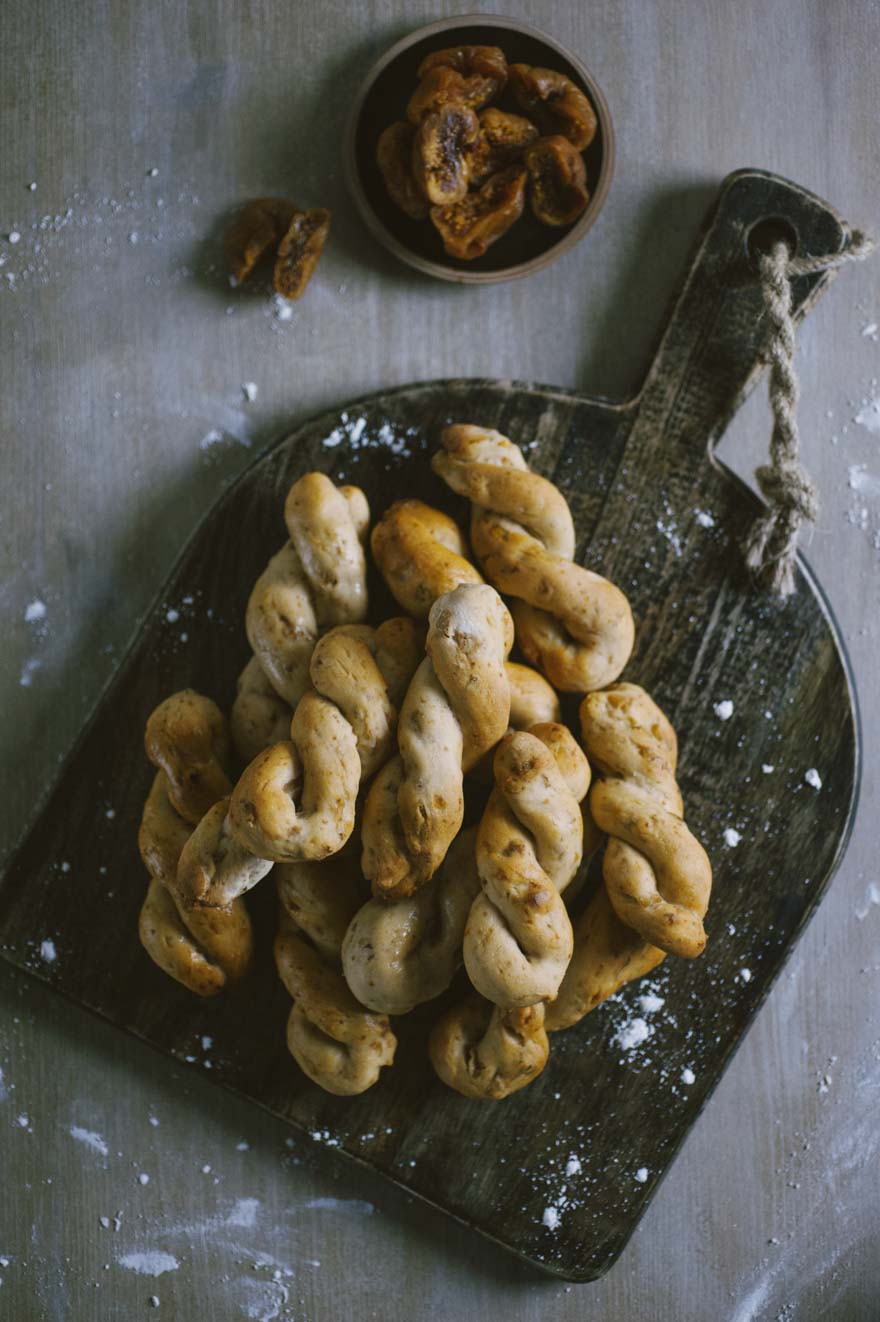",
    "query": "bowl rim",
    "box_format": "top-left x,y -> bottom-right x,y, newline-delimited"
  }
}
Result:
343,12 -> 616,285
